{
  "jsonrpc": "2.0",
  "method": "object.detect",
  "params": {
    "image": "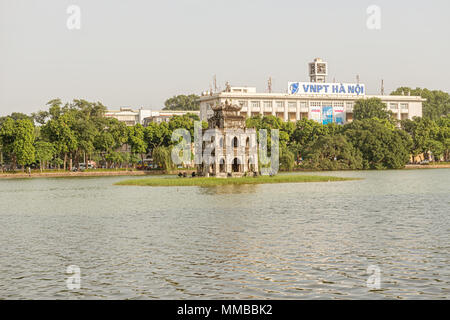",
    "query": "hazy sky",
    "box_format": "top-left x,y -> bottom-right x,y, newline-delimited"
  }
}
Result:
0,0 -> 449,115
